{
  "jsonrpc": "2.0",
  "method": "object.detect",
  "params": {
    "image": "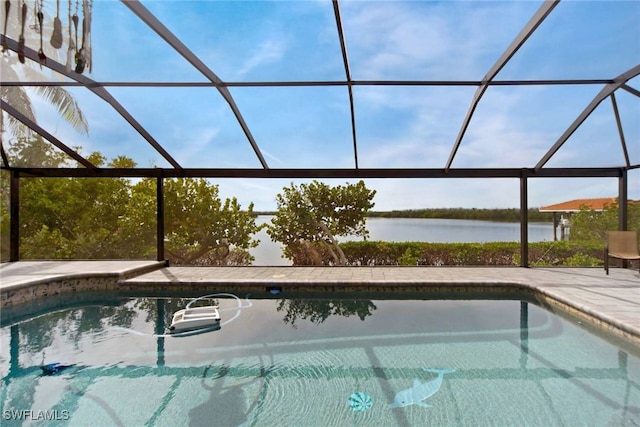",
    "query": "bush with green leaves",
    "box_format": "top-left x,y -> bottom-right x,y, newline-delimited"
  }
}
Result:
267,180 -> 376,265
339,240 -> 604,267
569,202 -> 640,242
